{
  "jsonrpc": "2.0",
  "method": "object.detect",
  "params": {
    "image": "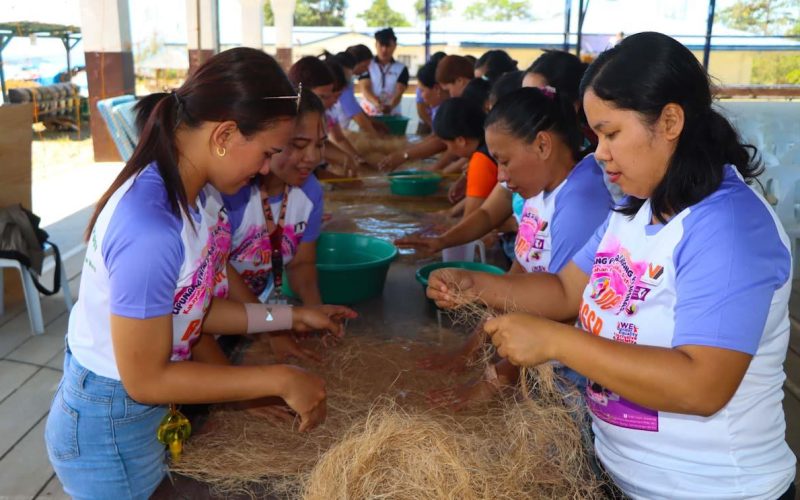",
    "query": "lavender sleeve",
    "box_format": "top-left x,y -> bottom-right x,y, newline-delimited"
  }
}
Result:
103,183 -> 184,319
338,85 -> 363,119
672,190 -> 790,354
300,175 -> 324,243
550,157 -> 613,273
